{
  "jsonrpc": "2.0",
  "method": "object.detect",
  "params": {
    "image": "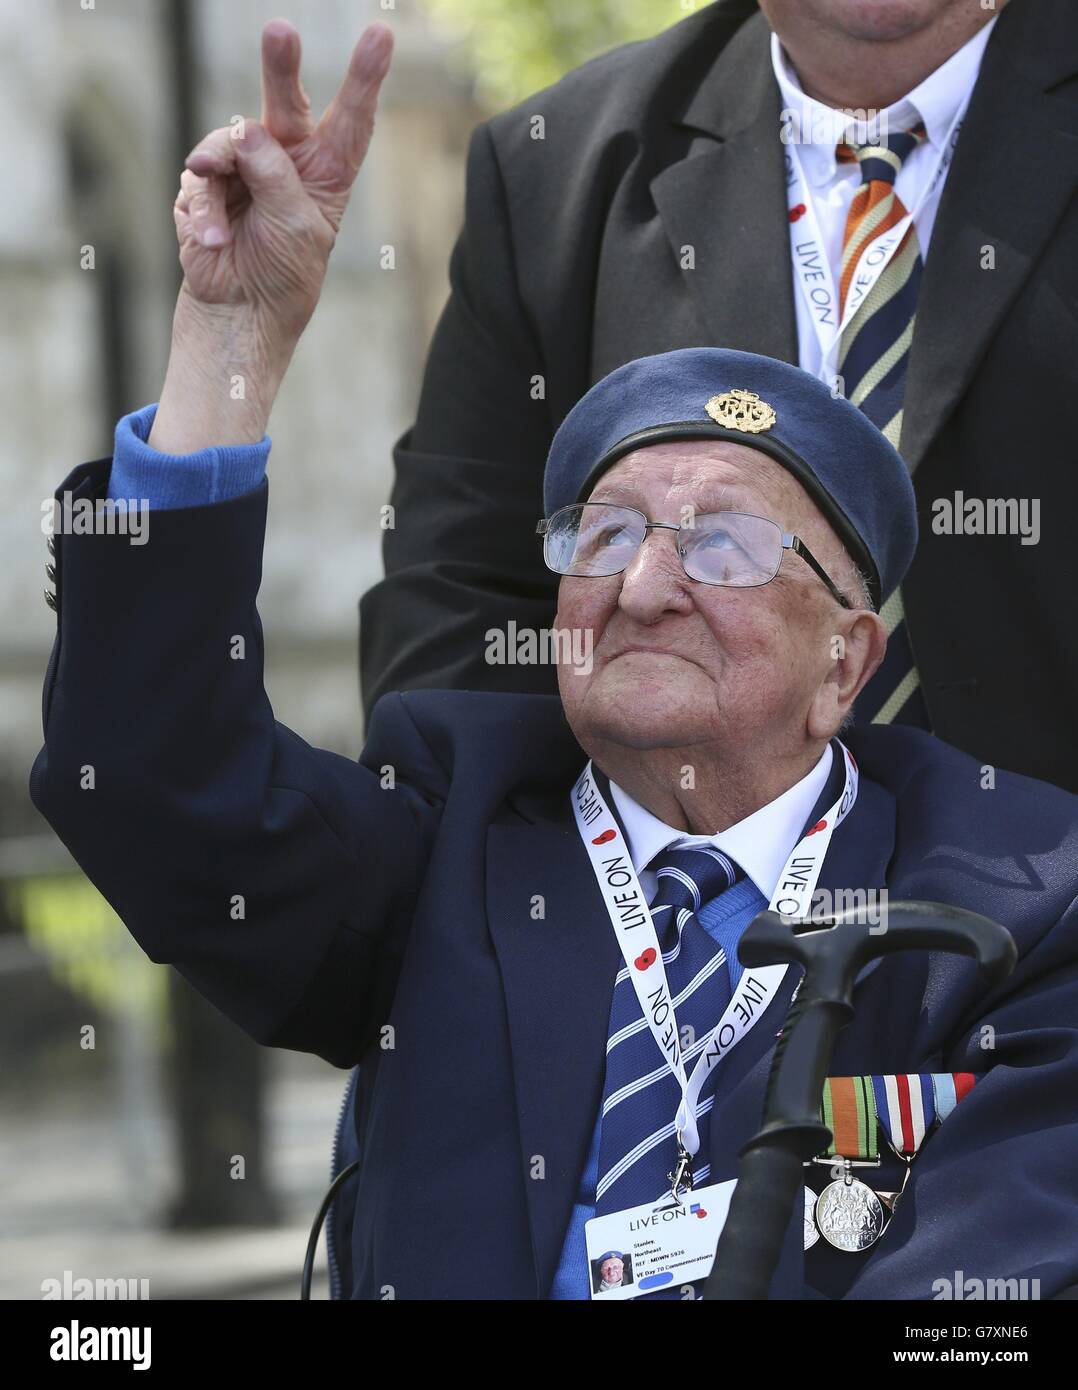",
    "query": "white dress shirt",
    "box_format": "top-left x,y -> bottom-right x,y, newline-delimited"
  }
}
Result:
608,743 -> 834,905
771,17 -> 997,380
